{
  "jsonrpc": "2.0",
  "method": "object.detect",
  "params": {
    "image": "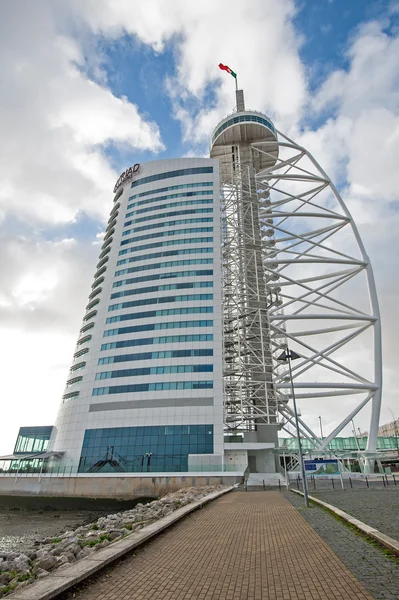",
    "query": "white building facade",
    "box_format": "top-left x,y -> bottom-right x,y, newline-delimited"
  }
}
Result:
50,158 -> 224,474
